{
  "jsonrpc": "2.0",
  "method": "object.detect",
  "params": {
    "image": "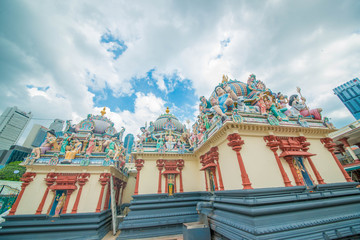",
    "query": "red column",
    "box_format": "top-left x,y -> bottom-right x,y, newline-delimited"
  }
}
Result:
36,173 -> 56,214
306,156 -> 325,184
165,175 -> 168,193
115,180 -> 121,205
9,172 -> 36,216
134,159 -> 144,195
62,189 -> 74,214
71,173 -> 90,214
103,183 -> 111,210
174,175 -> 177,193
212,168 -> 219,191
120,182 -> 126,204
285,157 -> 304,186
227,133 -> 253,189
321,138 -> 353,182
264,136 -> 292,187
156,160 -> 164,194
177,160 -> 184,193
47,191 -> 56,215
211,147 -> 224,190
297,136 -> 326,184
96,173 -> 111,212
204,171 -> 209,191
